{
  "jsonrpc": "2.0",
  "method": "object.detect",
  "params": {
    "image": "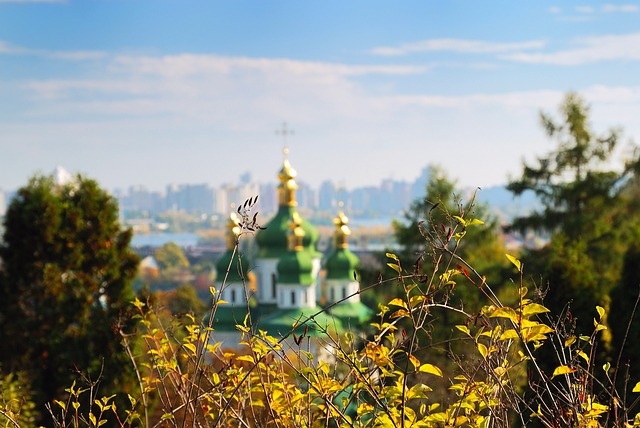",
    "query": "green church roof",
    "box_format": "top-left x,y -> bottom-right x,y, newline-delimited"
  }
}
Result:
203,305 -> 252,332
258,306 -> 344,337
216,249 -> 250,284
325,248 -> 359,280
278,251 -> 314,285
328,301 -> 374,327
256,205 -> 320,258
